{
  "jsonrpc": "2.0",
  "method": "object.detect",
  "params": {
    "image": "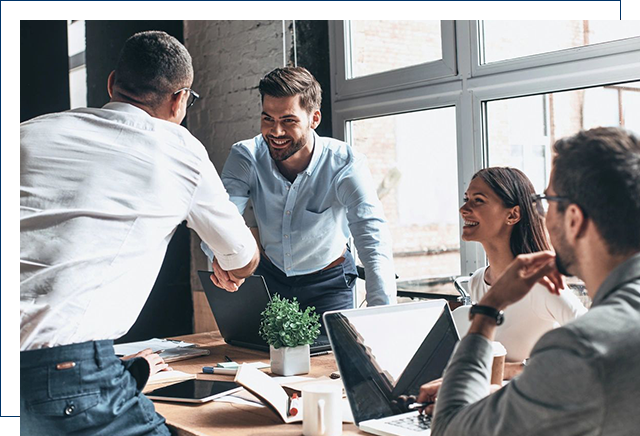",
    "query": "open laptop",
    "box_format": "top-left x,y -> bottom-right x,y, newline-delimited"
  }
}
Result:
324,300 -> 459,436
197,271 -> 331,354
